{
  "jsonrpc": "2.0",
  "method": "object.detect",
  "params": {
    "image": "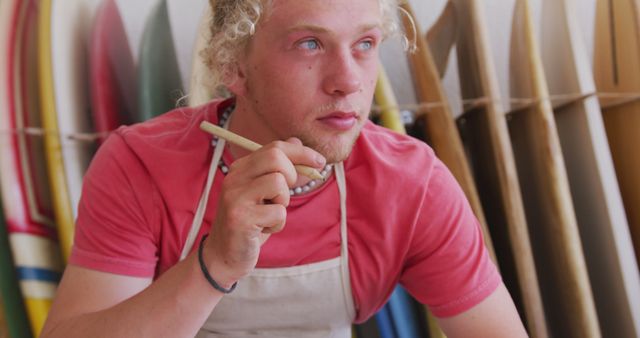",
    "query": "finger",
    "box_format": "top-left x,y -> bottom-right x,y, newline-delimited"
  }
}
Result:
228,147 -> 298,186
285,137 -> 303,146
246,172 -> 291,207
250,203 -> 287,235
265,139 -> 326,170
